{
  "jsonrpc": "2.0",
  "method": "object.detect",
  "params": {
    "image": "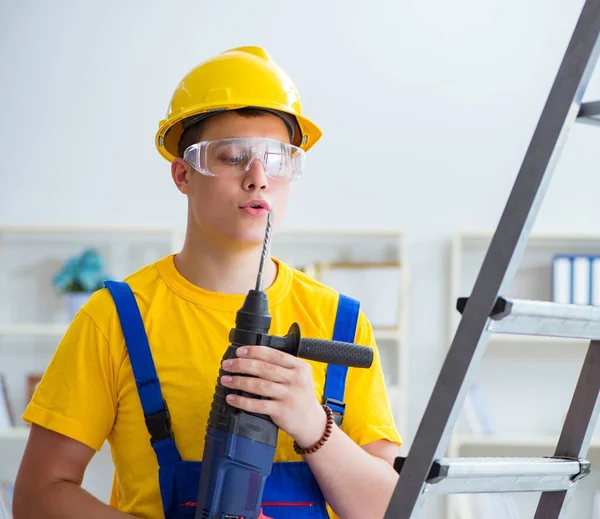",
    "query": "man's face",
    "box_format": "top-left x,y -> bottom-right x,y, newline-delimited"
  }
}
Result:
172,111 -> 293,247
